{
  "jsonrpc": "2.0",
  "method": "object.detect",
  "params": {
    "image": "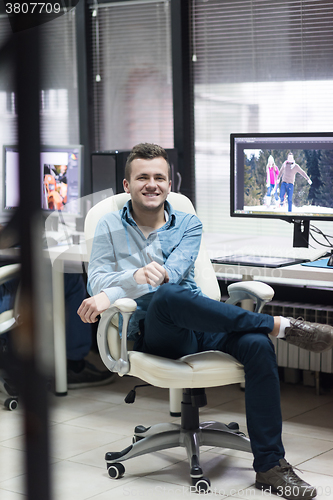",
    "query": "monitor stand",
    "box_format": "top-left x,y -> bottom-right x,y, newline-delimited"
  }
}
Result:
292,219 -> 310,248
